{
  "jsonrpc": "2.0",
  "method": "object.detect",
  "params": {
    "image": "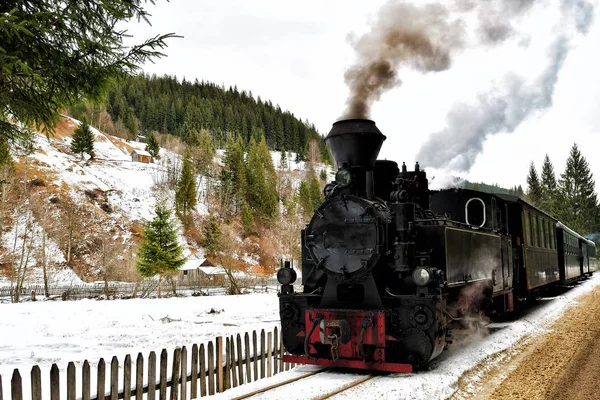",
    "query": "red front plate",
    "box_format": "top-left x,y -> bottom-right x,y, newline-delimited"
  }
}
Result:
296,309 -> 413,373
